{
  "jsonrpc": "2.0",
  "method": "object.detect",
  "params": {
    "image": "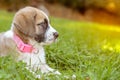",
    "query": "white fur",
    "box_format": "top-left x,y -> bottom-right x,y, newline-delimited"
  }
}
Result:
4,30 -> 13,38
